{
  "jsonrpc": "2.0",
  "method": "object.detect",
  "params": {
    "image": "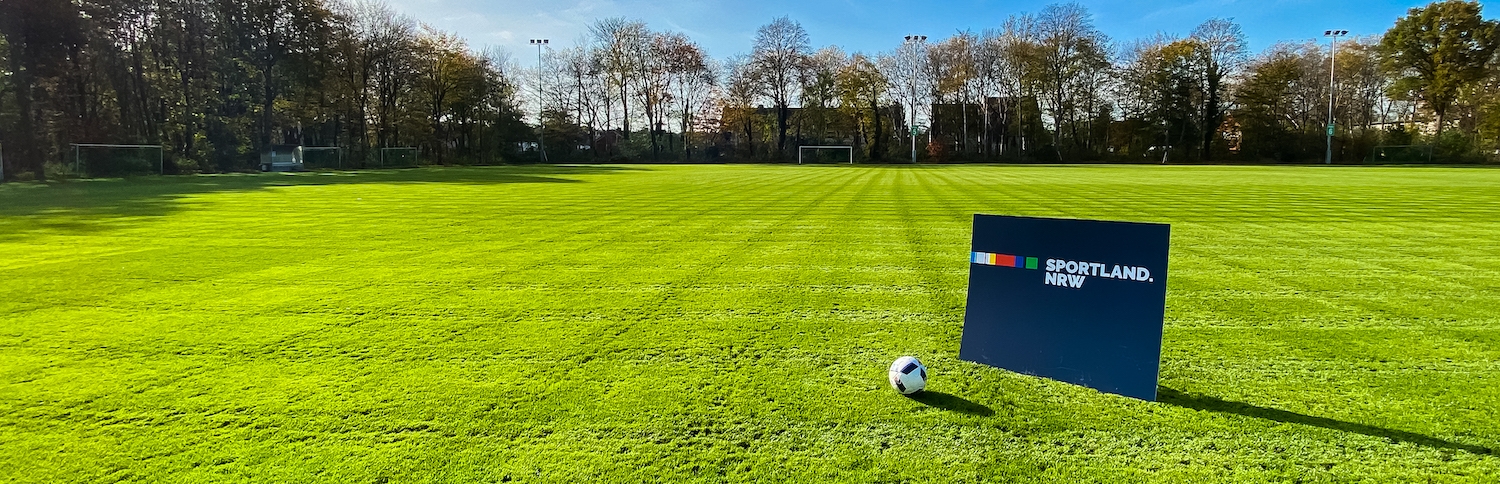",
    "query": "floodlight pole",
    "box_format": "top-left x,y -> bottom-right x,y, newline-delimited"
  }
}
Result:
530,39 -> 550,163
1324,30 -> 1347,165
904,35 -> 926,164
